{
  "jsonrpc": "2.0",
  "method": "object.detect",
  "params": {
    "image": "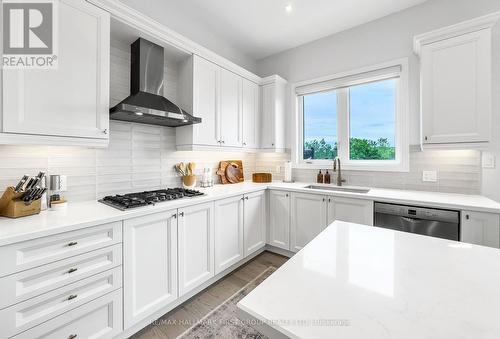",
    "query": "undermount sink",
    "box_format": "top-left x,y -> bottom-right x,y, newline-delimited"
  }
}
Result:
304,185 -> 370,194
